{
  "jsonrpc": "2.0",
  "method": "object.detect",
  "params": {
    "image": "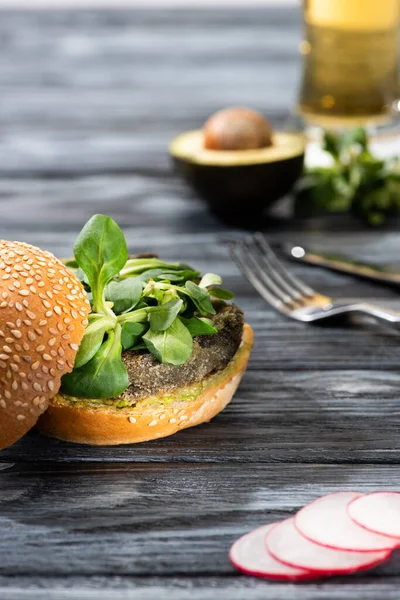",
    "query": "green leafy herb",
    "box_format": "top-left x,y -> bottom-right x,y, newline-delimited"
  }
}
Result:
105,277 -> 143,315
74,214 -> 128,314
295,128 -> 400,225
143,316 -> 193,365
74,315 -> 116,369
62,214 -> 234,398
199,273 -> 222,288
149,298 -> 183,331
185,281 -> 216,316
209,288 -> 235,300
121,322 -> 148,350
62,326 -> 128,399
180,316 -> 217,336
